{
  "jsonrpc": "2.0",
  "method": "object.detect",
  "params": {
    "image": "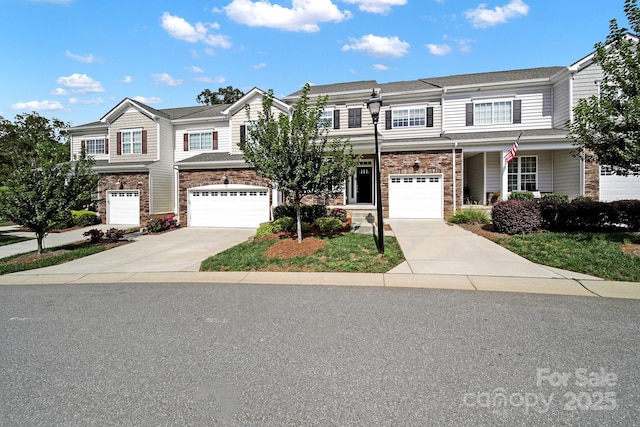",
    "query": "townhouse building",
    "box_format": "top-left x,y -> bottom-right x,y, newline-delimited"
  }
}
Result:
67,49 -> 640,227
